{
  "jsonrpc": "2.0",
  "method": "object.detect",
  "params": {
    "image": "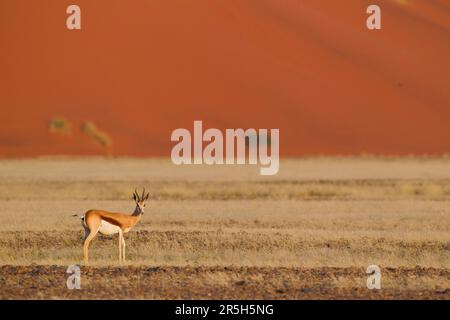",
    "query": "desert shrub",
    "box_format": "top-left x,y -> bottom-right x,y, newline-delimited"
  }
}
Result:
49,117 -> 71,134
81,121 -> 112,147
